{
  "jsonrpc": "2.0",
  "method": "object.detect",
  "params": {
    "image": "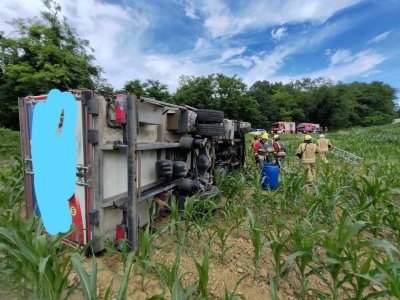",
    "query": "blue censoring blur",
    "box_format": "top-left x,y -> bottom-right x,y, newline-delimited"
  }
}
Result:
31,89 -> 77,235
